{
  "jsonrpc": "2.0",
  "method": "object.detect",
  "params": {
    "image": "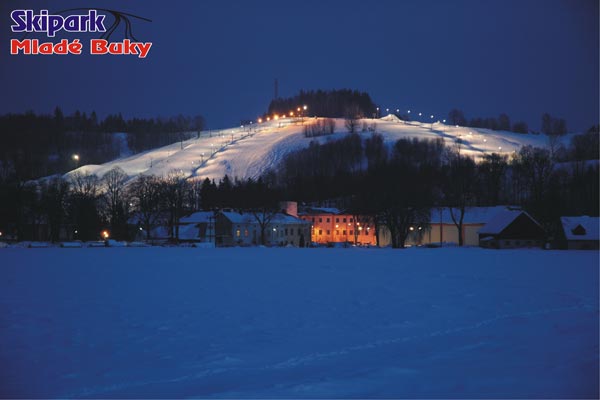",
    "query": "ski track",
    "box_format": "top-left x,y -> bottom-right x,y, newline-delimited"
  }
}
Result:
65,303 -> 595,398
